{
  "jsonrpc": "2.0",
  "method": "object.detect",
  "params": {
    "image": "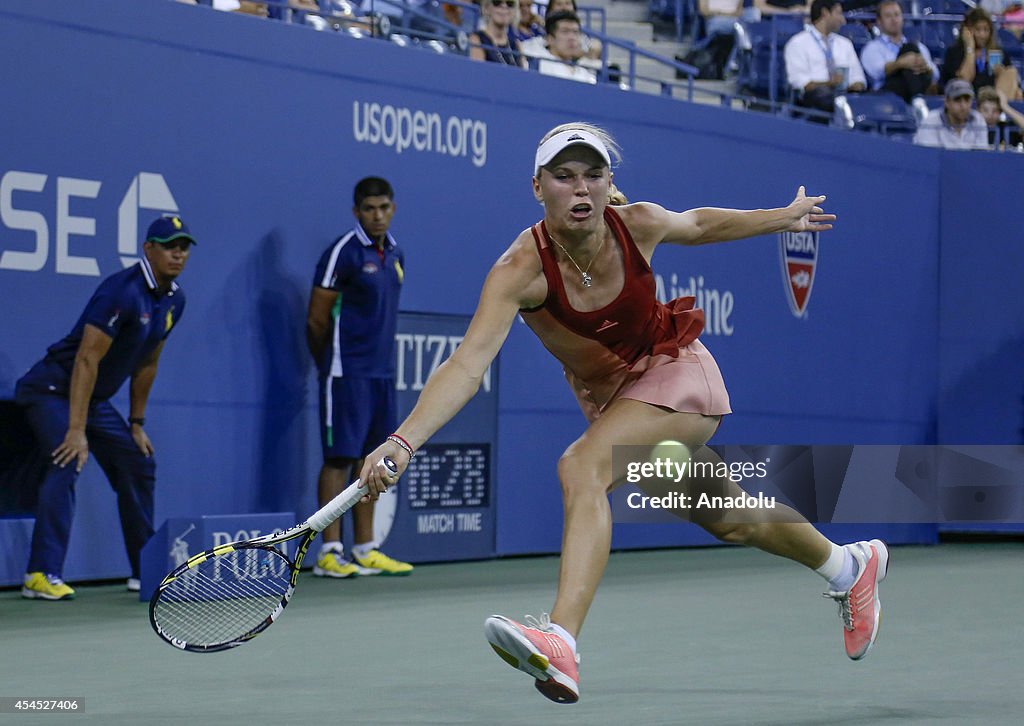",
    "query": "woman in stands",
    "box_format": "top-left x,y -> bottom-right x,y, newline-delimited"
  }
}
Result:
359,122 -> 888,704
513,0 -> 544,43
468,0 -> 527,68
942,7 -> 1023,100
